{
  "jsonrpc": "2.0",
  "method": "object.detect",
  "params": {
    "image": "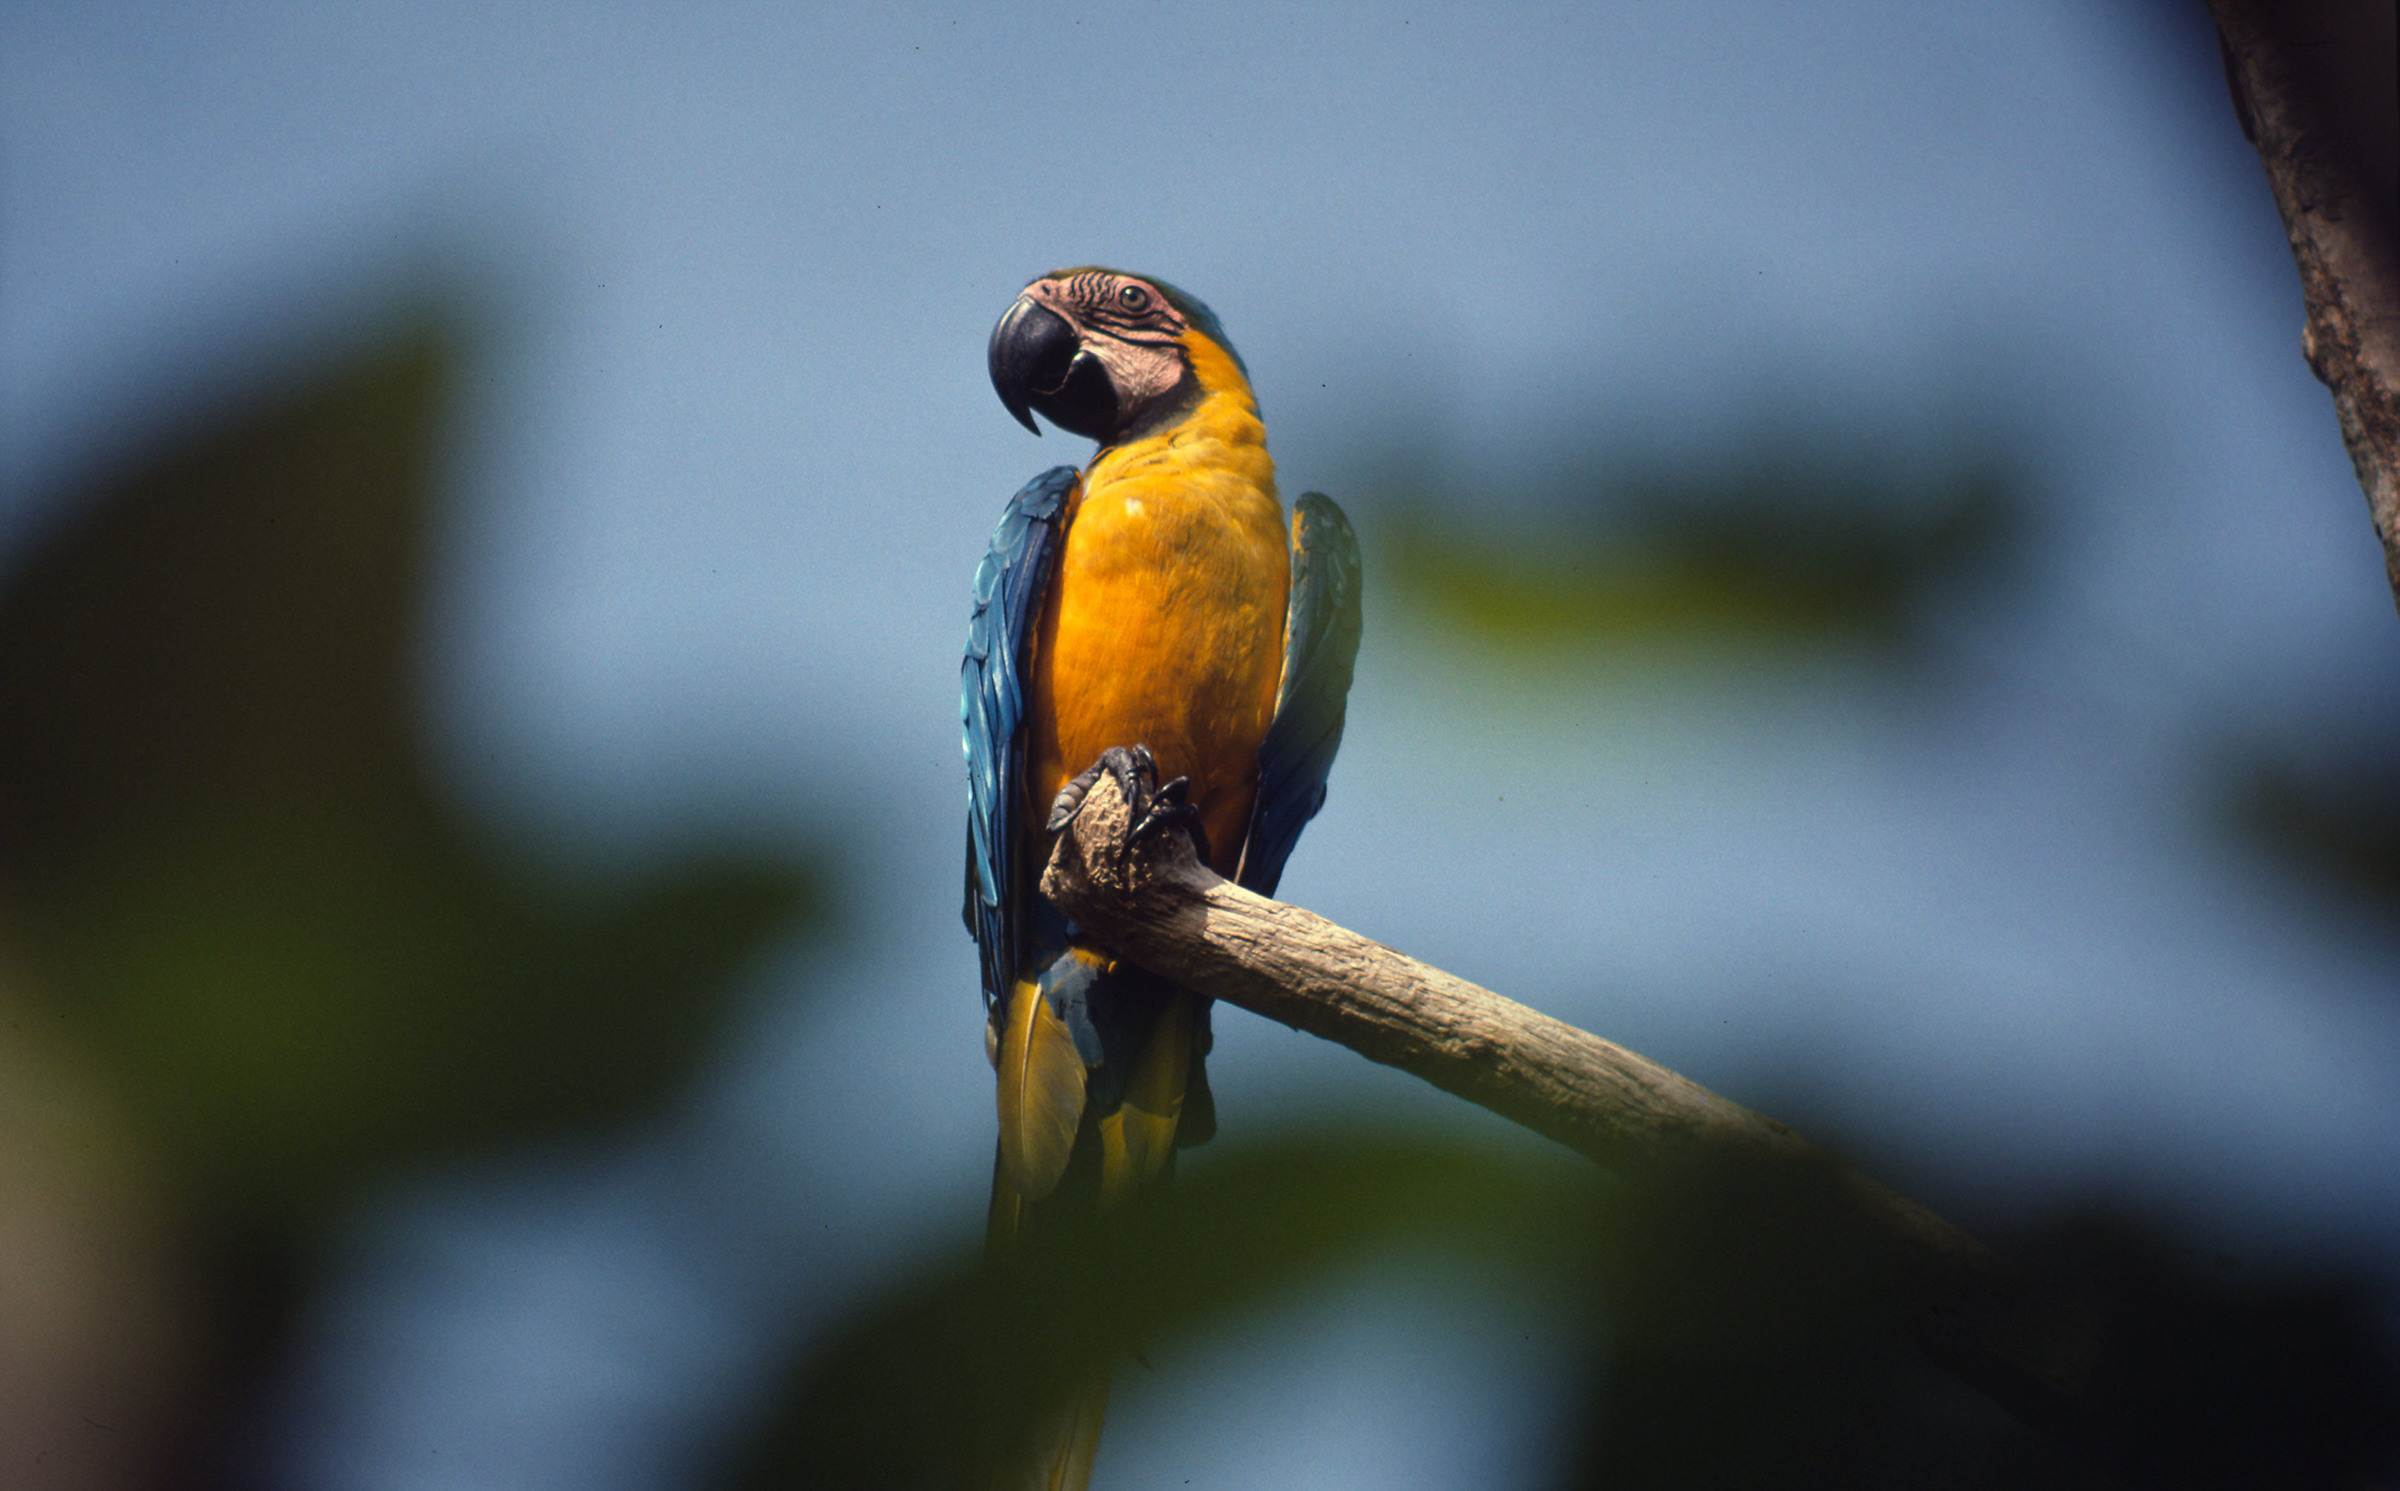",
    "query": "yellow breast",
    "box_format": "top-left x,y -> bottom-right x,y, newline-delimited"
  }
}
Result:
1026,337 -> 1287,877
